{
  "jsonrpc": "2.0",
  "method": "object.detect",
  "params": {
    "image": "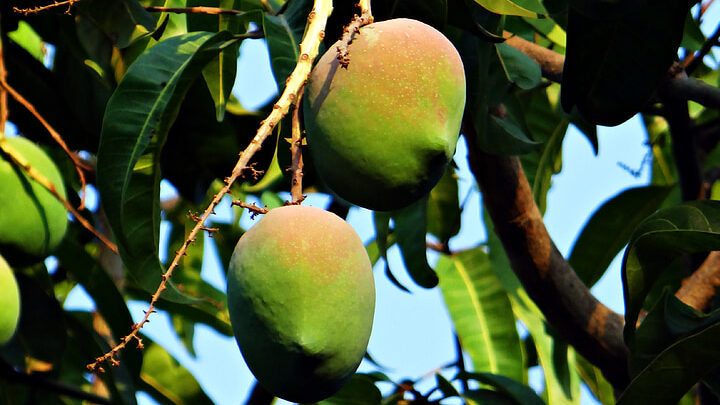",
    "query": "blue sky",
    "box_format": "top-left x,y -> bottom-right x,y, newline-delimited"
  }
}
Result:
59,5 -> 720,405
